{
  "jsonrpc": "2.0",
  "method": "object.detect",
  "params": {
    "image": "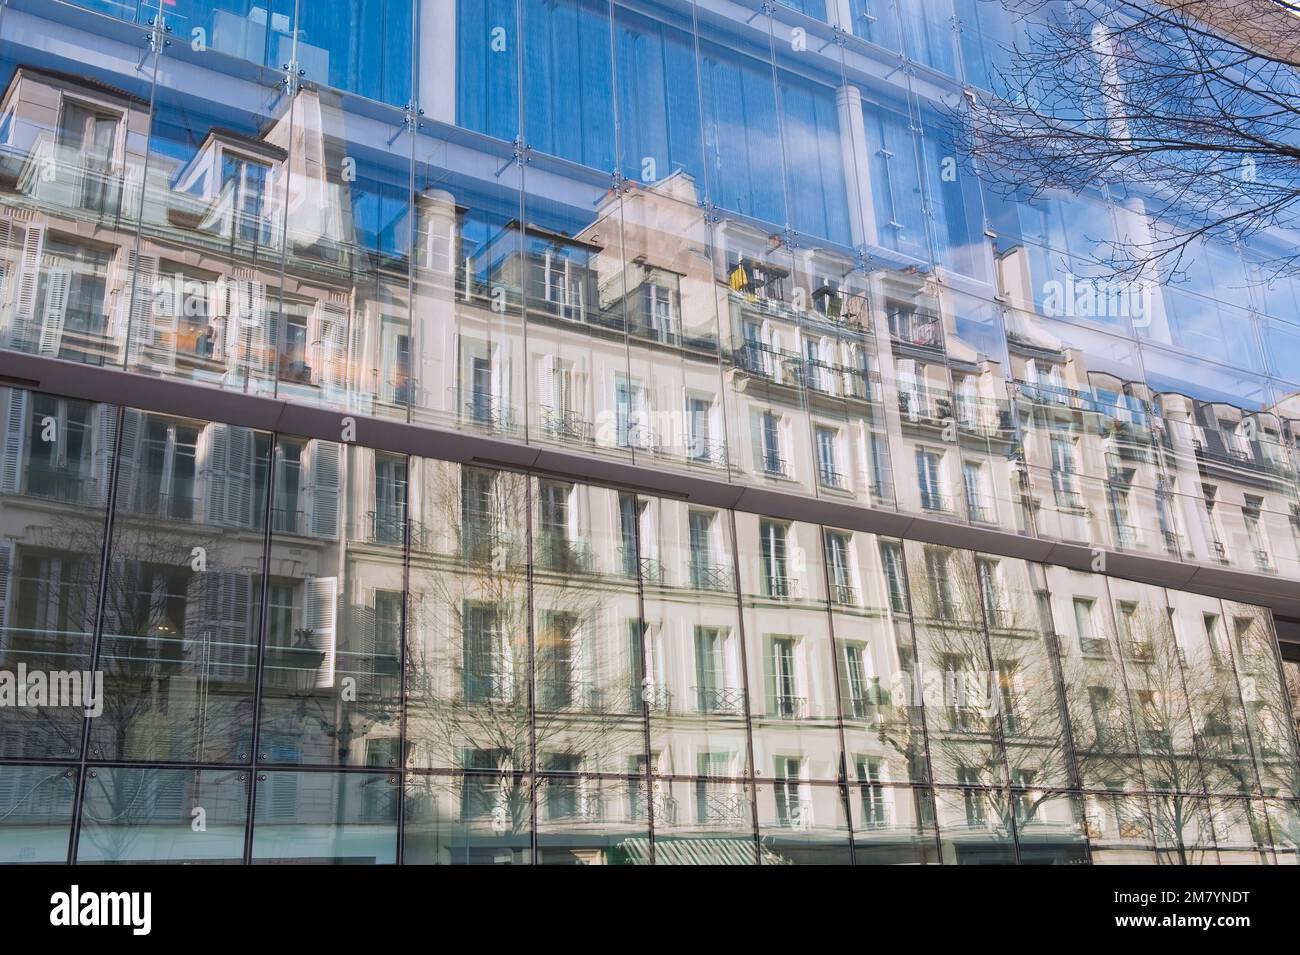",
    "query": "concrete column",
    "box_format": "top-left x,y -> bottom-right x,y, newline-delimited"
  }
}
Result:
419,0 -> 457,124
835,84 -> 879,250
